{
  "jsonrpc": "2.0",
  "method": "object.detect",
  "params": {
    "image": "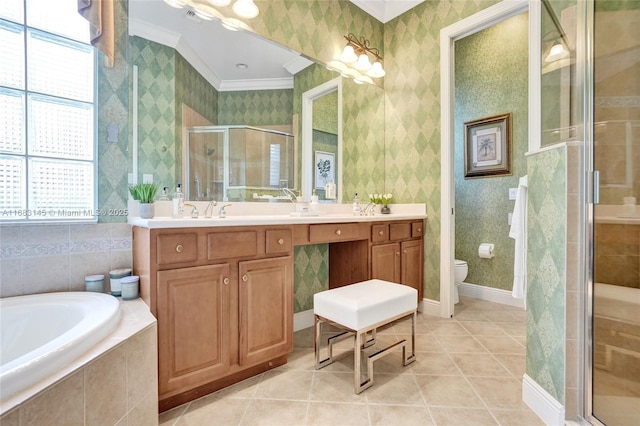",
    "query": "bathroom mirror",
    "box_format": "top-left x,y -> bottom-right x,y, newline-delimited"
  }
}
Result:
128,0 -> 381,203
